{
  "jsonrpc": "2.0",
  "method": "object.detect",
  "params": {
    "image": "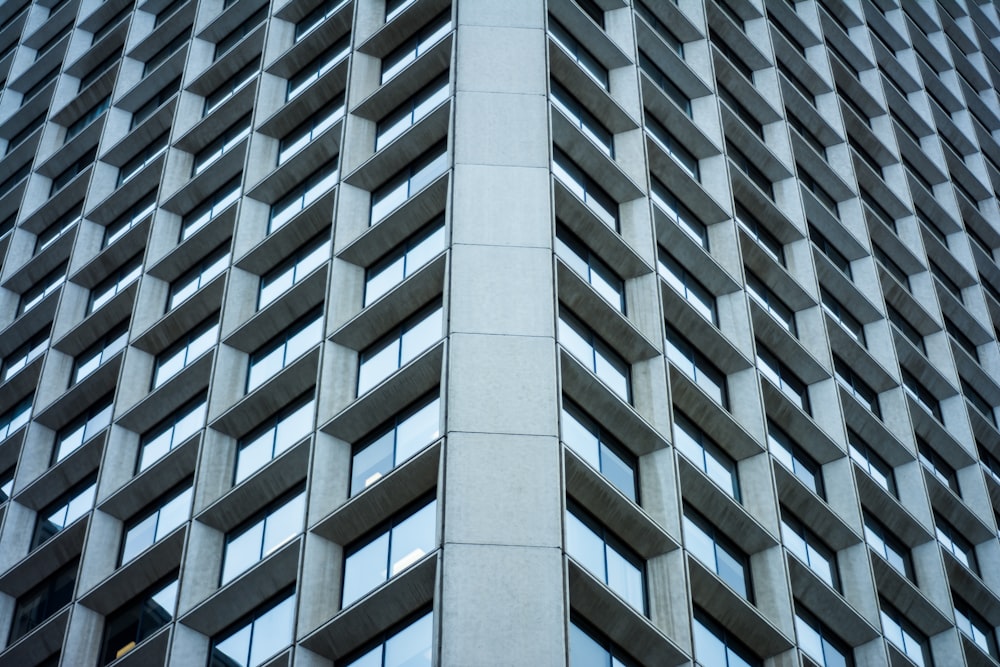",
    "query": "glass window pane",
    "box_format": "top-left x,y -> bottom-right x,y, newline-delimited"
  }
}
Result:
342,534 -> 390,606
605,547 -> 643,611
400,308 -> 442,363
262,494 -> 304,557
223,523 -> 264,584
389,503 -> 436,576
248,596 -> 295,666
385,612 -> 433,667
566,513 -> 605,577
395,400 -> 440,462
212,625 -> 251,667
570,623 -> 612,667
352,431 -> 395,494
358,339 -> 400,394
121,515 -> 157,563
